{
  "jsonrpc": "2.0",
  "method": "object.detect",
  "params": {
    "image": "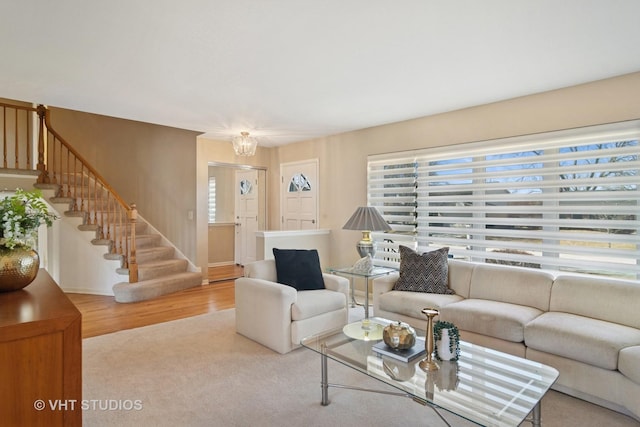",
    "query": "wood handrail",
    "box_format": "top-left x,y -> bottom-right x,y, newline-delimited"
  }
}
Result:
36,106 -> 132,210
